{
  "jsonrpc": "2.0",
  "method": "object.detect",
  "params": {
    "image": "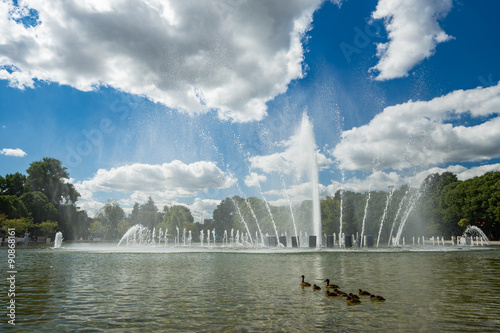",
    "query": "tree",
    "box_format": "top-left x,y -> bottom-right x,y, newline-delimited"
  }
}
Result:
164,205 -> 194,233
128,202 -> 141,225
418,172 -> 459,237
26,158 -> 80,206
0,172 -> 27,196
138,196 -> 162,229
89,220 -> 107,239
96,201 -> 126,239
20,191 -> 58,224
212,196 -> 244,238
37,221 -> 59,237
0,214 -> 34,236
0,195 -> 28,219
